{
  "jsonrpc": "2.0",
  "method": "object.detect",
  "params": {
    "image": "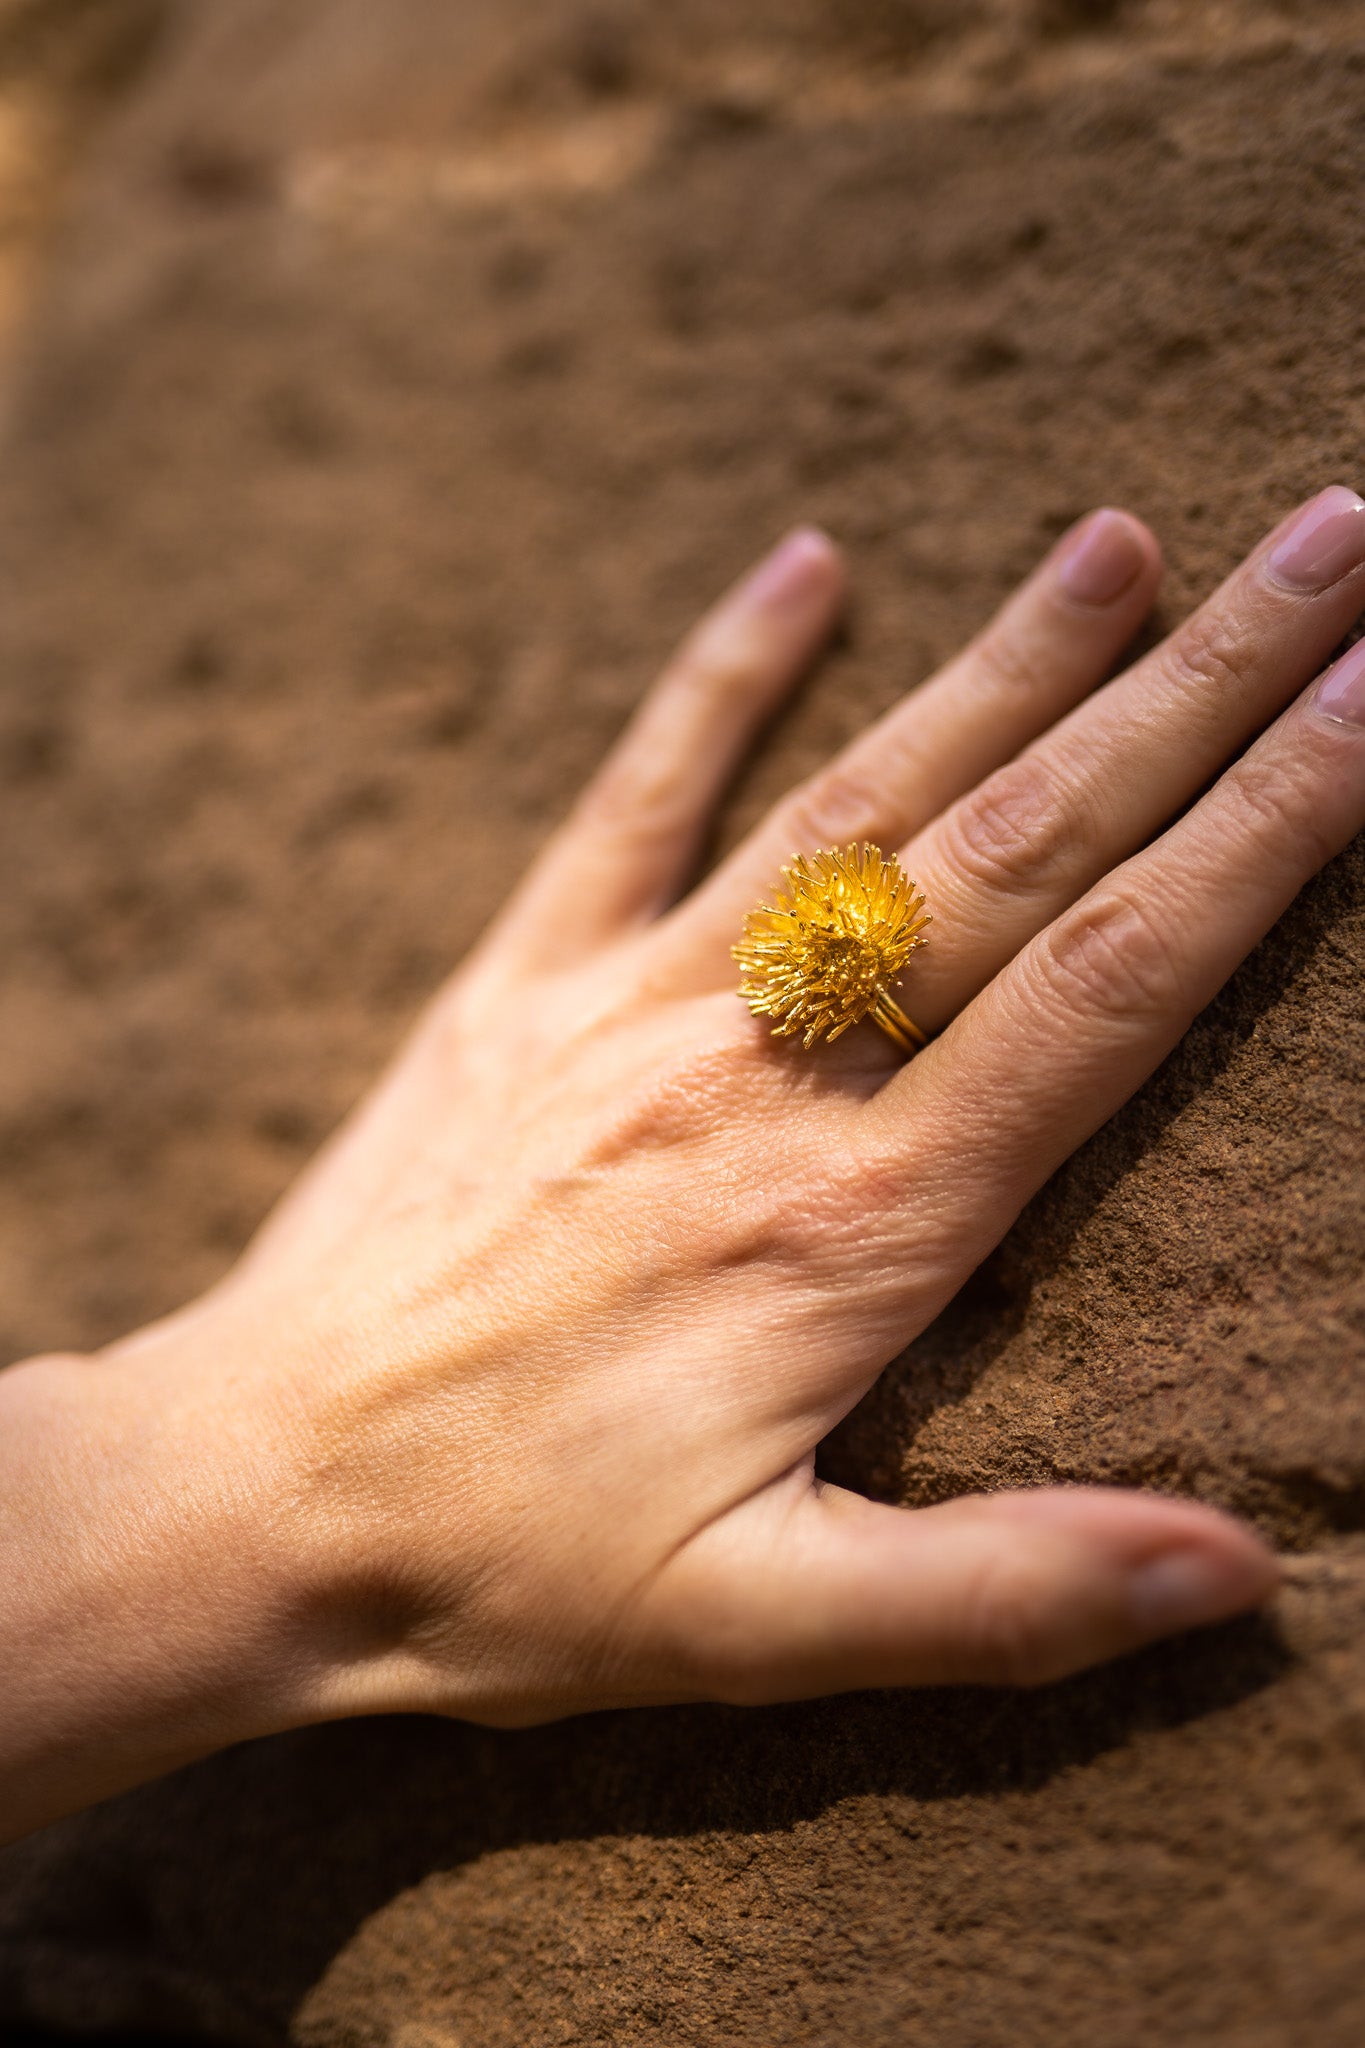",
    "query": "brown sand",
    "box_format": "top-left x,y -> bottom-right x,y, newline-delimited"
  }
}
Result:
1,0 -> 1365,2041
